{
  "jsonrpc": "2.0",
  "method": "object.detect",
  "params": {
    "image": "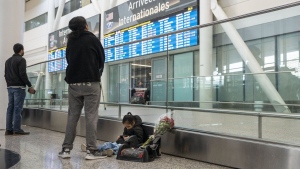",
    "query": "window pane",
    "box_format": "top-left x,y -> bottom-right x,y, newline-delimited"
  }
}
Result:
278,32 -> 300,102
86,15 -> 100,38
244,37 -> 276,102
109,65 -> 119,102
63,2 -> 71,16
216,45 -> 244,102
25,13 -> 47,31
81,0 -> 91,7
